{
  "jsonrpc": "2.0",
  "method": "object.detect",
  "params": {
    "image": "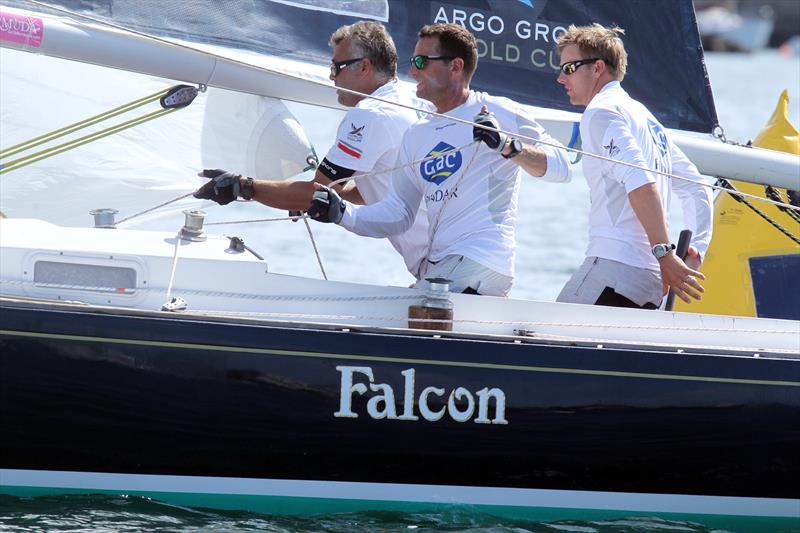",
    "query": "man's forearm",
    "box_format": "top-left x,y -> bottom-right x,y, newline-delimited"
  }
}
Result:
503,142 -> 549,177
627,183 -> 670,245
248,179 -> 317,210
247,168 -> 364,210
